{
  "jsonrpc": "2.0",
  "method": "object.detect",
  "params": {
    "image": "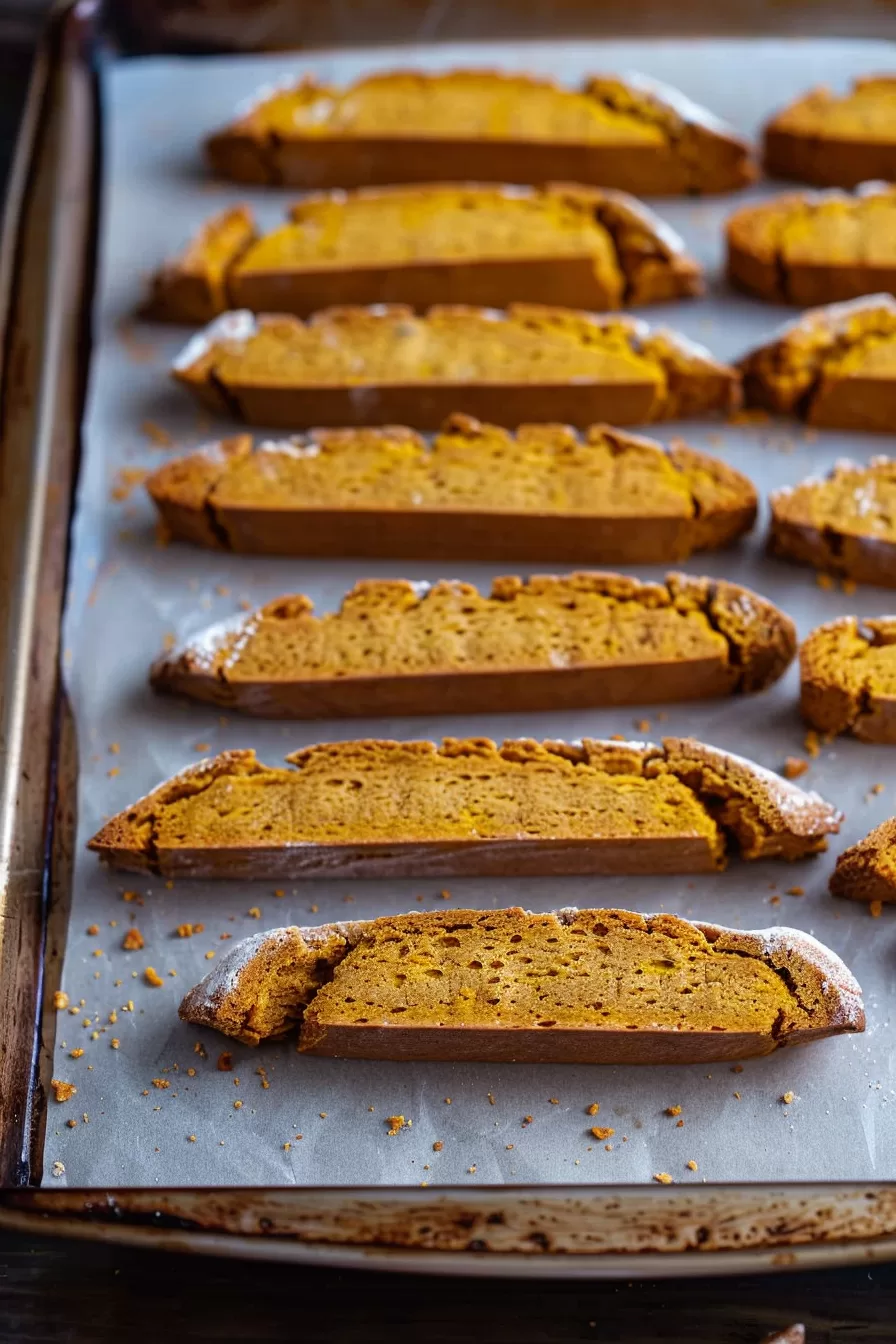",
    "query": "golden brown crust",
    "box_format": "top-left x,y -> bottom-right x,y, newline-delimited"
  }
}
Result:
800,616 -> 896,741
206,69 -> 755,195
145,416 -> 756,563
764,76 -> 896,188
769,457 -> 896,587
739,294 -> 896,431
727,183 -> 896,307
150,570 -> 795,719
830,816 -> 896,903
87,735 -> 841,880
146,184 -> 703,322
178,907 -> 863,1063
172,305 -> 740,431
